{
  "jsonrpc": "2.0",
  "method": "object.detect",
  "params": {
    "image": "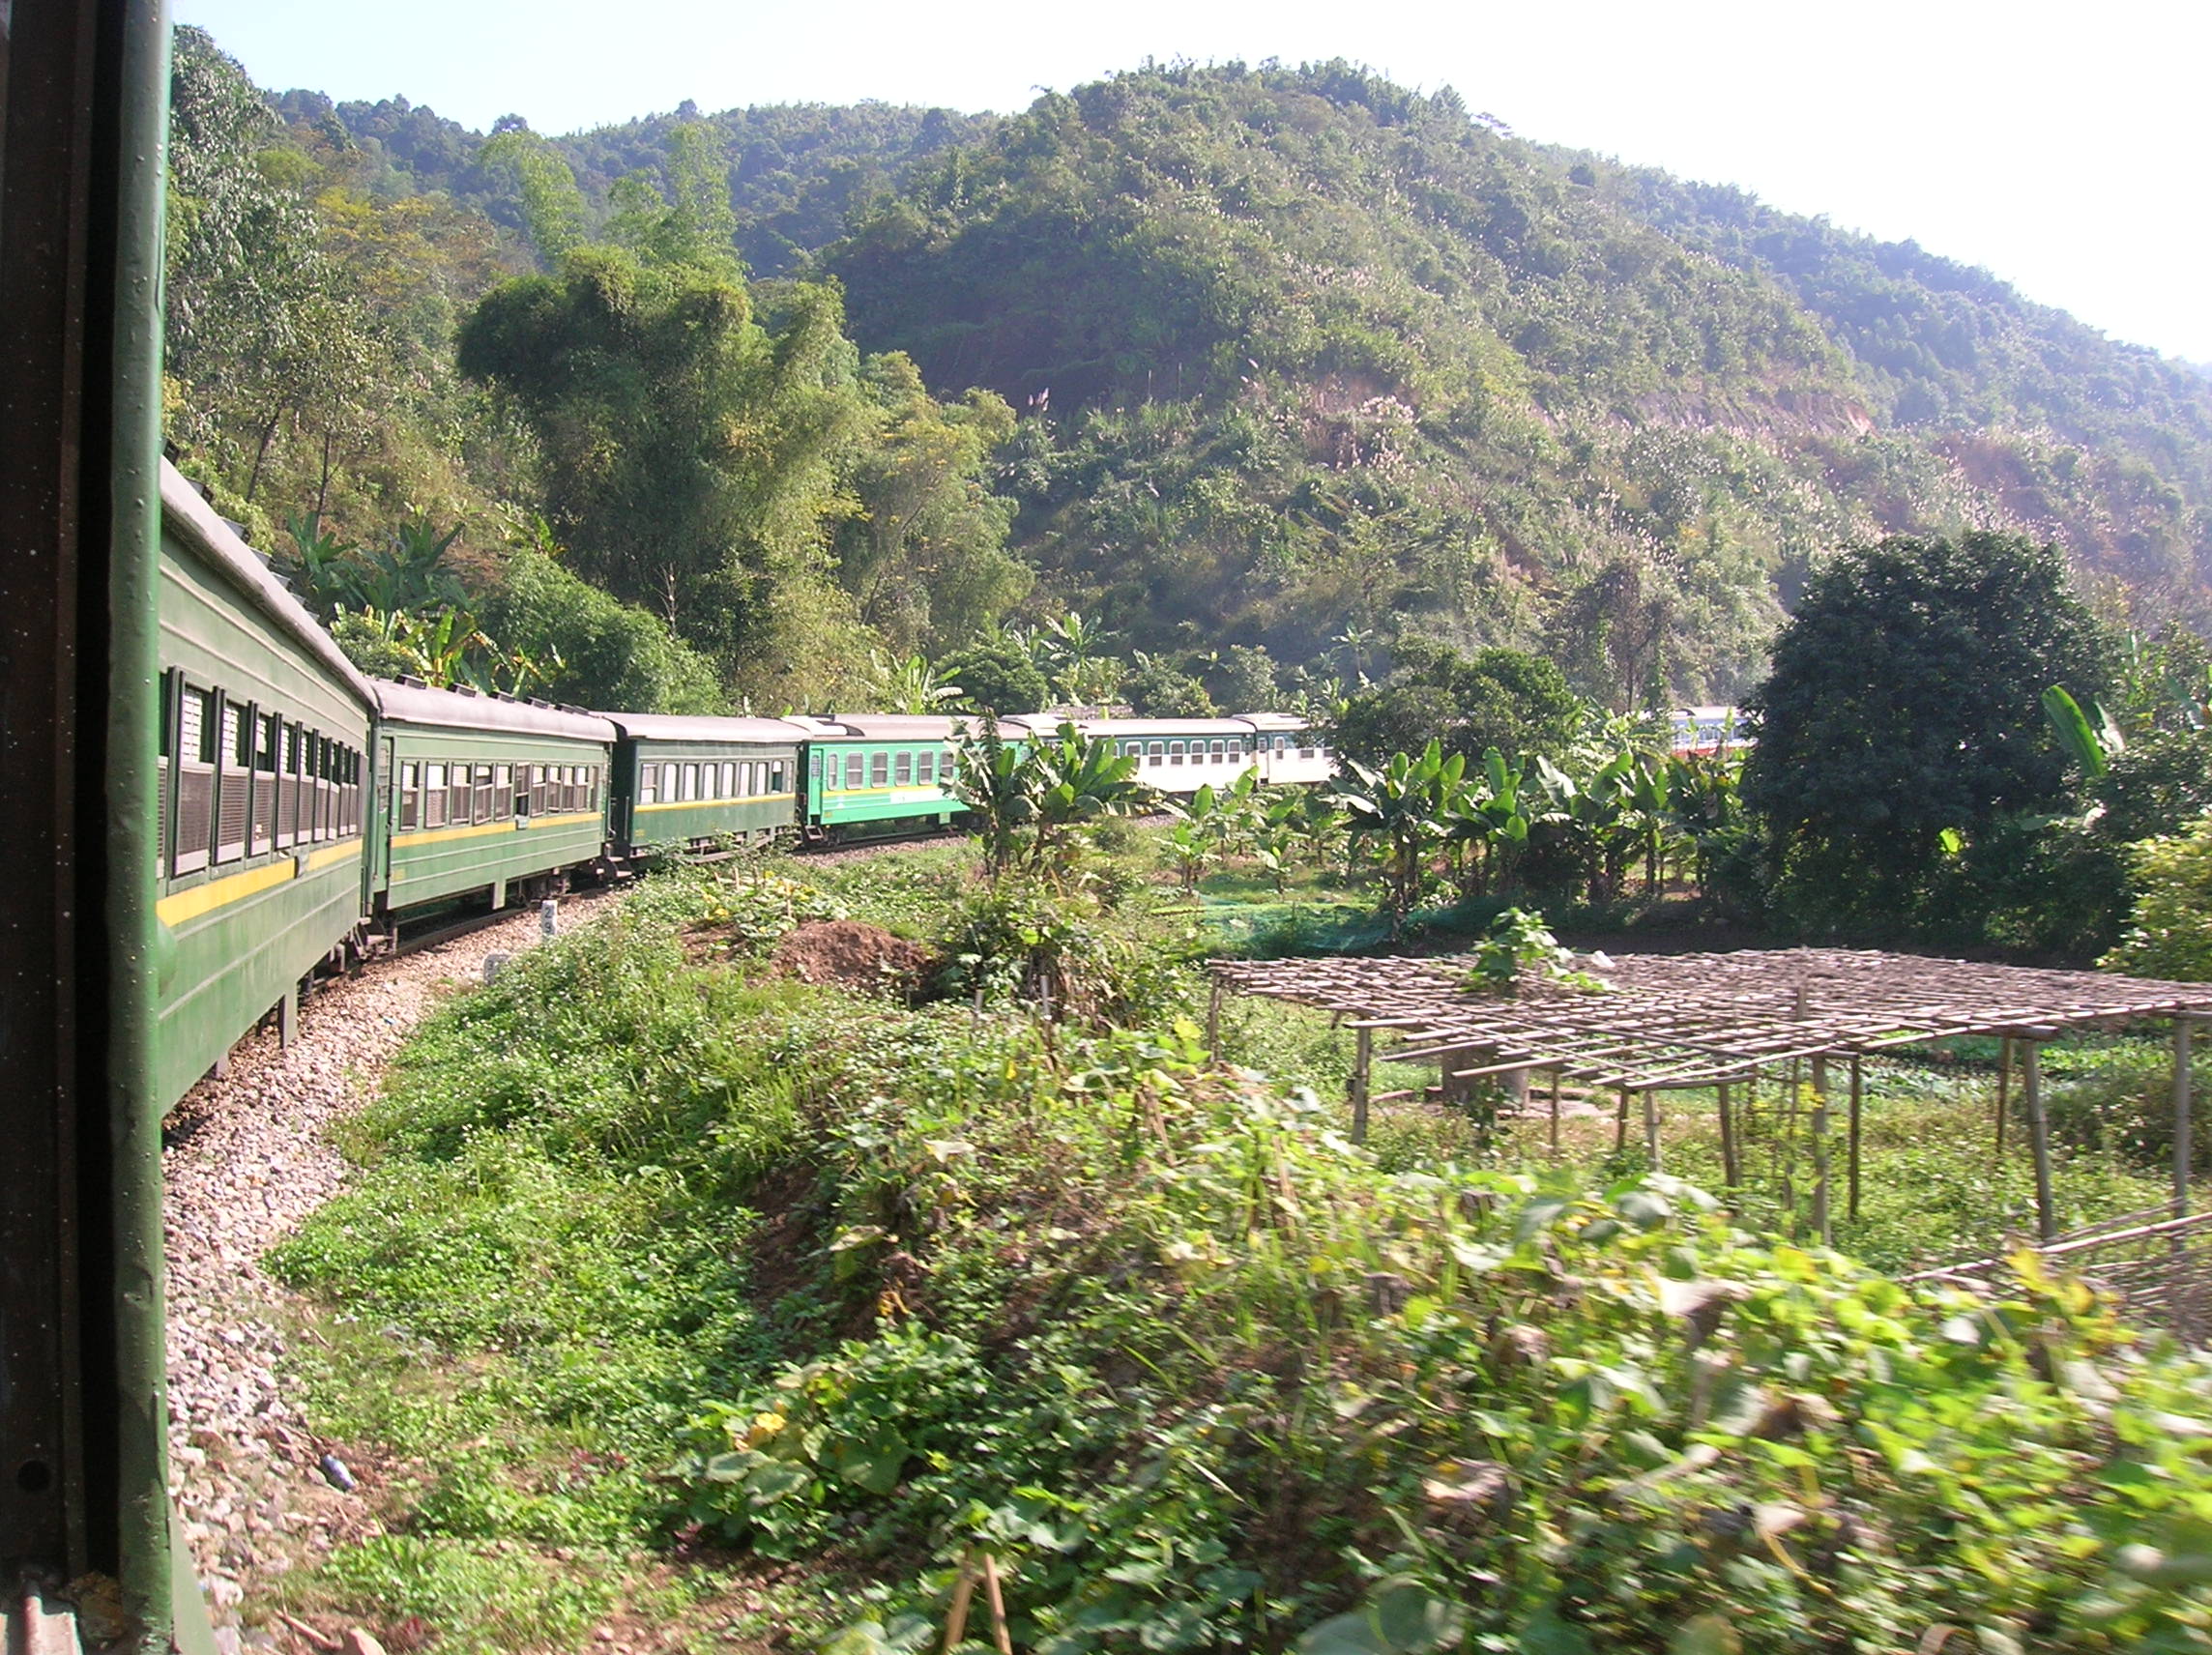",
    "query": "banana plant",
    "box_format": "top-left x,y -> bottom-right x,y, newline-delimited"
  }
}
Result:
1441,745 -> 1554,901
1337,740 -> 1466,937
1626,752 -> 1674,895
1027,720 -> 1143,872
948,718 -> 1036,882
874,653 -> 964,715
